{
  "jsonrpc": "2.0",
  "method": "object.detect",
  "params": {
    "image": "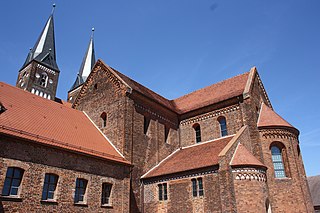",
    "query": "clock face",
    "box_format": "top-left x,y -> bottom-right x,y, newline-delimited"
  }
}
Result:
35,73 -> 40,78
49,79 -> 53,84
